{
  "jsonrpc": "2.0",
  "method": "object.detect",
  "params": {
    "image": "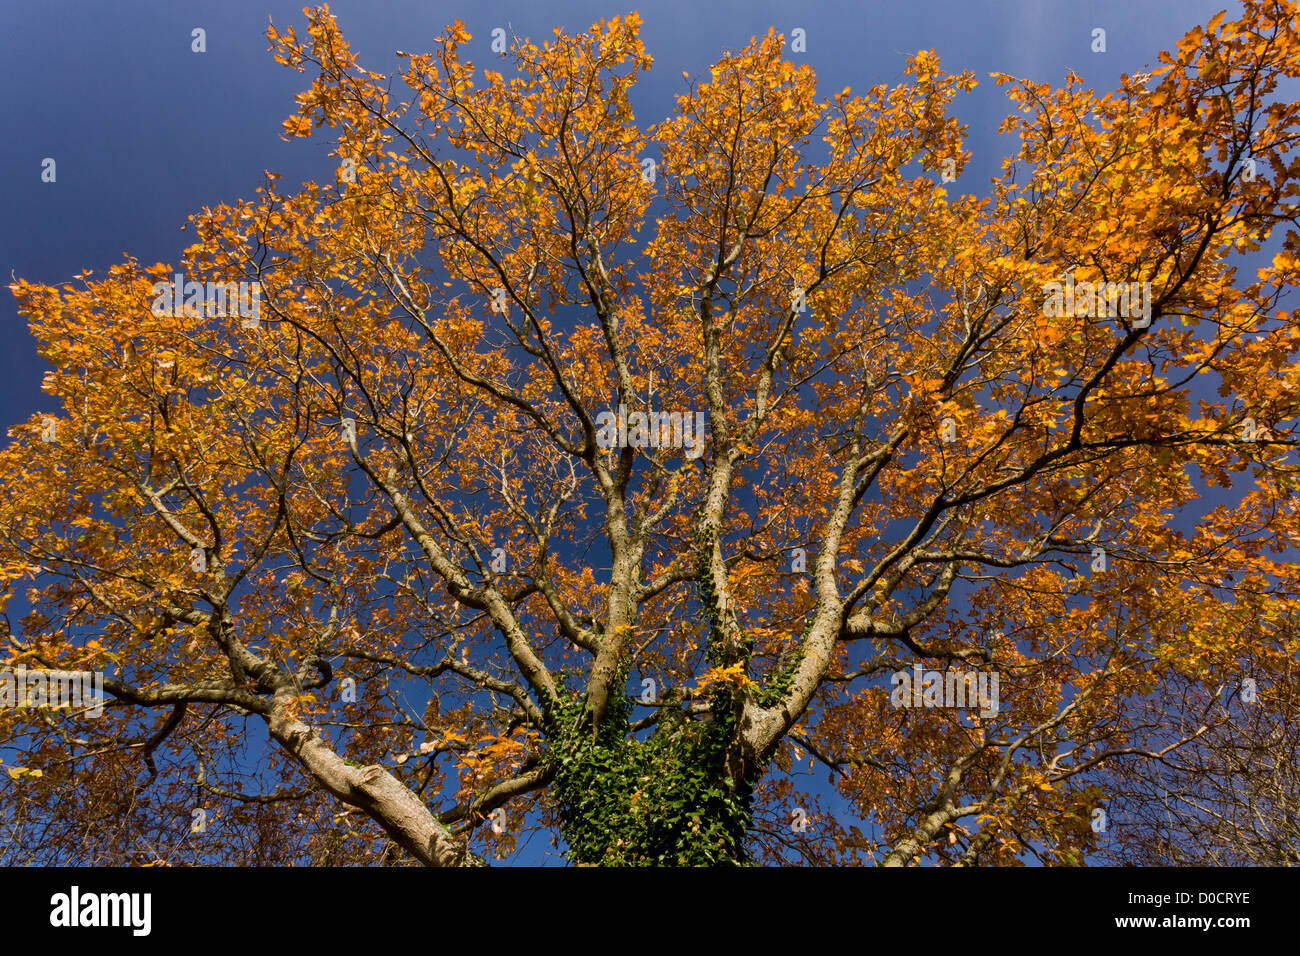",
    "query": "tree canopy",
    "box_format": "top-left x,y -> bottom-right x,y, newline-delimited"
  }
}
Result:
2,0 -> 1299,866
